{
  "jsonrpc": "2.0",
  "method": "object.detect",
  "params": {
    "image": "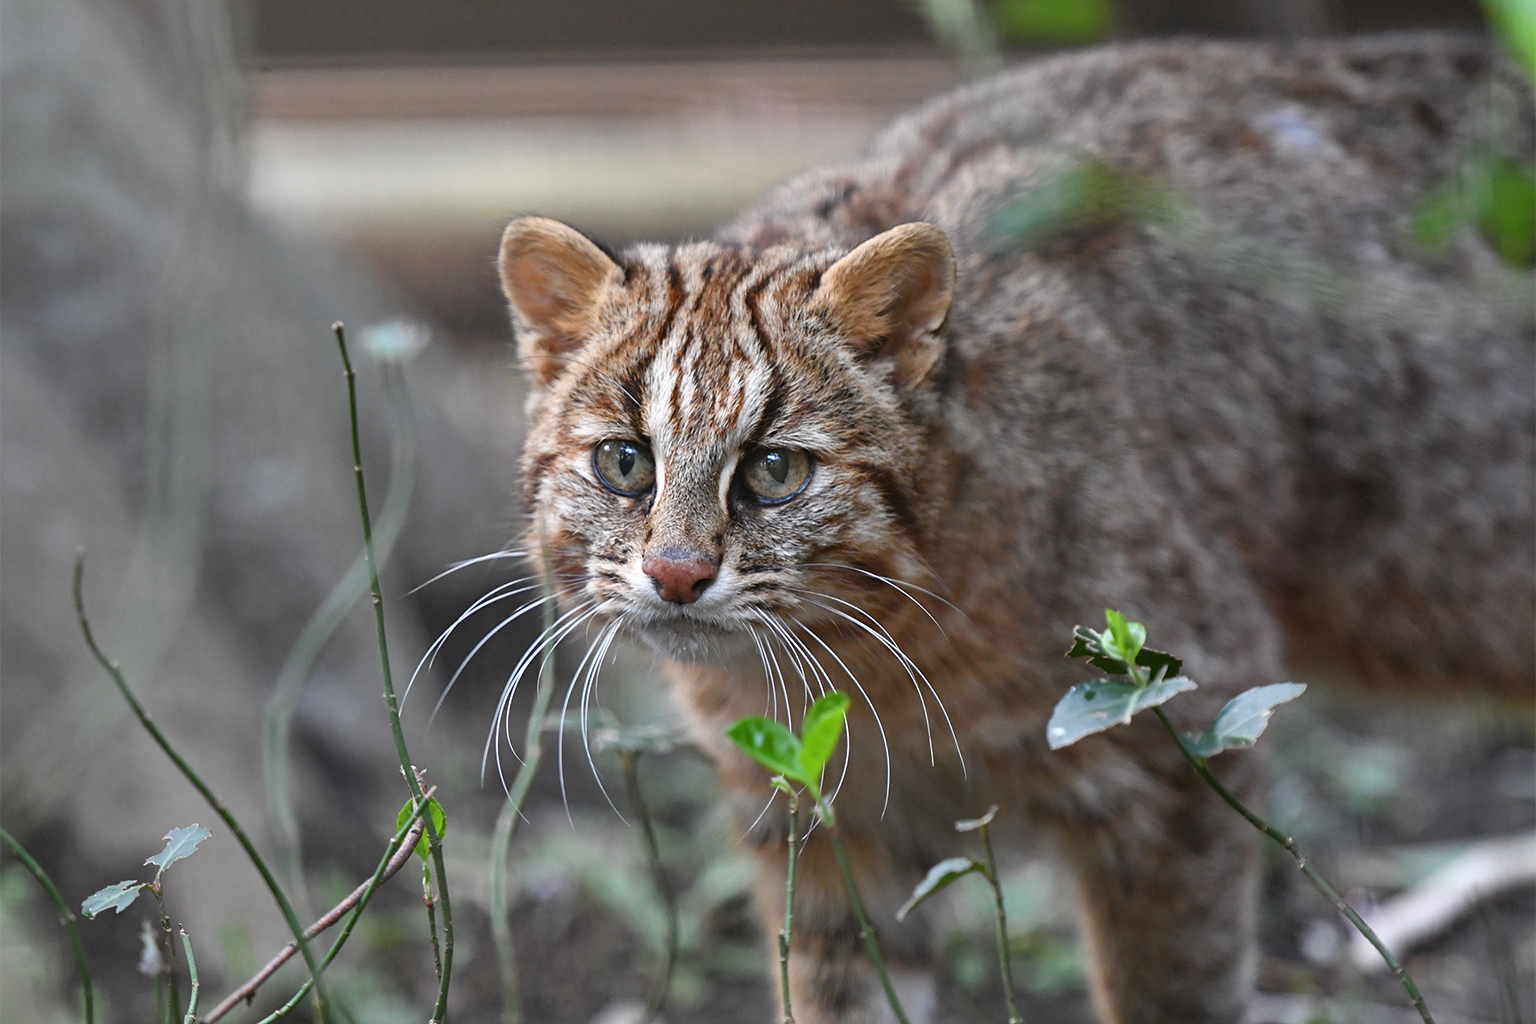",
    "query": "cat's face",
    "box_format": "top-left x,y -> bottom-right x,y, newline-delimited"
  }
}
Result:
500,218 -> 954,665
